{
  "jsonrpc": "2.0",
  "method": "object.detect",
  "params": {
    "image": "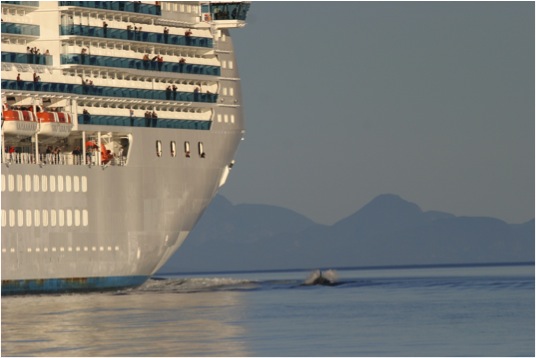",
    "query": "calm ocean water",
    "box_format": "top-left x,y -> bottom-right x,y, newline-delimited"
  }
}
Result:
1,264 -> 534,357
